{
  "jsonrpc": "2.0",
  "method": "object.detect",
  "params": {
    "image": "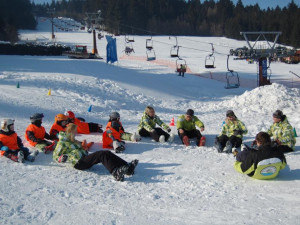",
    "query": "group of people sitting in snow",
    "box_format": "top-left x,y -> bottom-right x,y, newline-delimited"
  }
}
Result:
0,106 -> 296,181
